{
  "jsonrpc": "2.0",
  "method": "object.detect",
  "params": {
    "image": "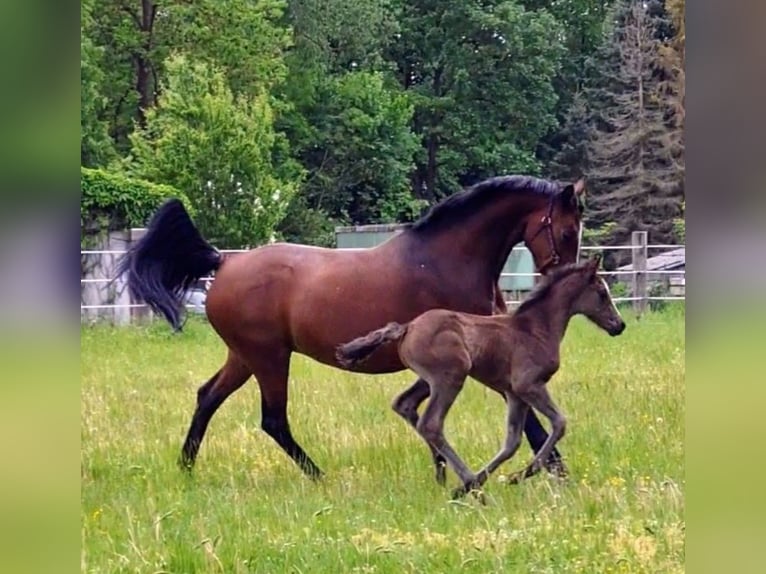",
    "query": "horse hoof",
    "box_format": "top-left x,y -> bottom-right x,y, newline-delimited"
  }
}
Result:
451,483 -> 485,504
544,459 -> 569,478
451,486 -> 468,499
307,470 -> 325,482
435,464 -> 447,486
506,471 -> 525,485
